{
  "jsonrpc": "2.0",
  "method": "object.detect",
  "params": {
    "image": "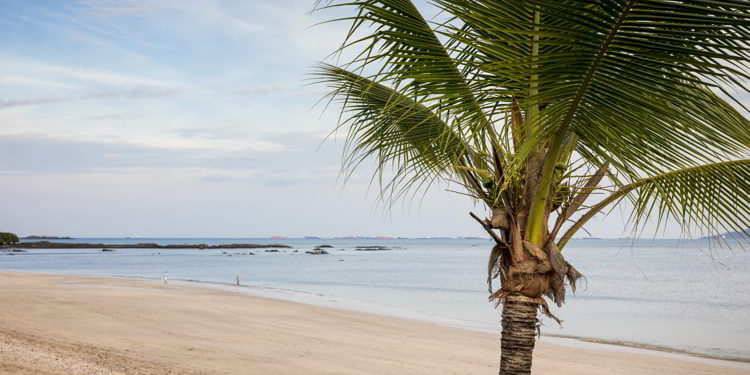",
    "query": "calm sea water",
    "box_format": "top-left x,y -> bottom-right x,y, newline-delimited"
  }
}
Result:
2,238 -> 748,360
